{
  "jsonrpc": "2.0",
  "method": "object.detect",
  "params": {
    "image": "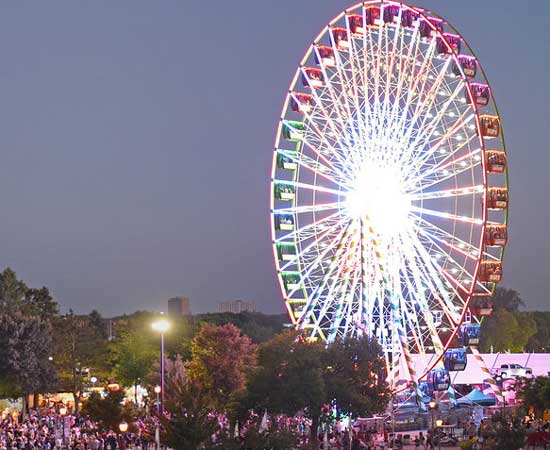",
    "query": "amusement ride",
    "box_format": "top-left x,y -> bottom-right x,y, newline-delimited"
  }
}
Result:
270,1 -> 508,402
